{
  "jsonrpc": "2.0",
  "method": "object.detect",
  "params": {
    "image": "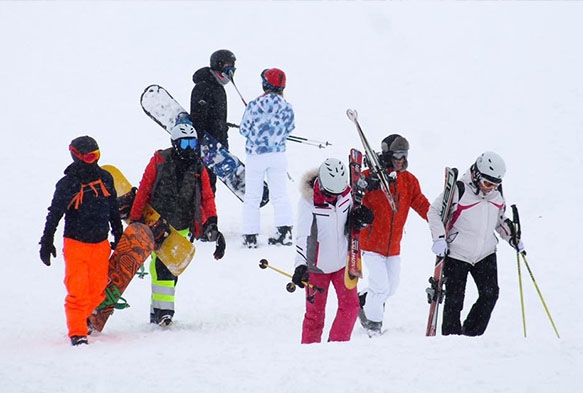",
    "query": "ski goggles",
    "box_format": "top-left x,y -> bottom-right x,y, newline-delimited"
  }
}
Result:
392,150 -> 408,160
480,172 -> 502,186
179,138 -> 198,150
222,65 -> 236,80
69,146 -> 100,164
480,179 -> 500,189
